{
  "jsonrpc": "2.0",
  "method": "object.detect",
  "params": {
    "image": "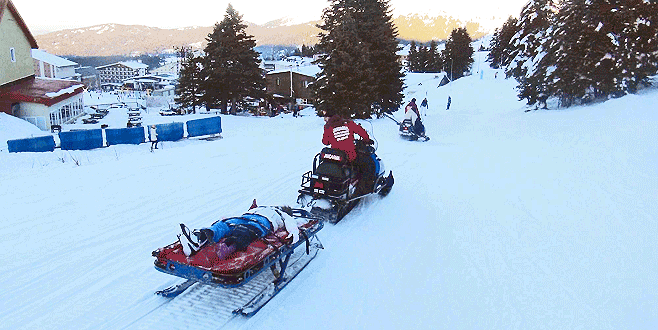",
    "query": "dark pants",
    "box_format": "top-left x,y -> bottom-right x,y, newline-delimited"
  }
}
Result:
224,224 -> 260,251
414,119 -> 425,136
354,151 -> 376,195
